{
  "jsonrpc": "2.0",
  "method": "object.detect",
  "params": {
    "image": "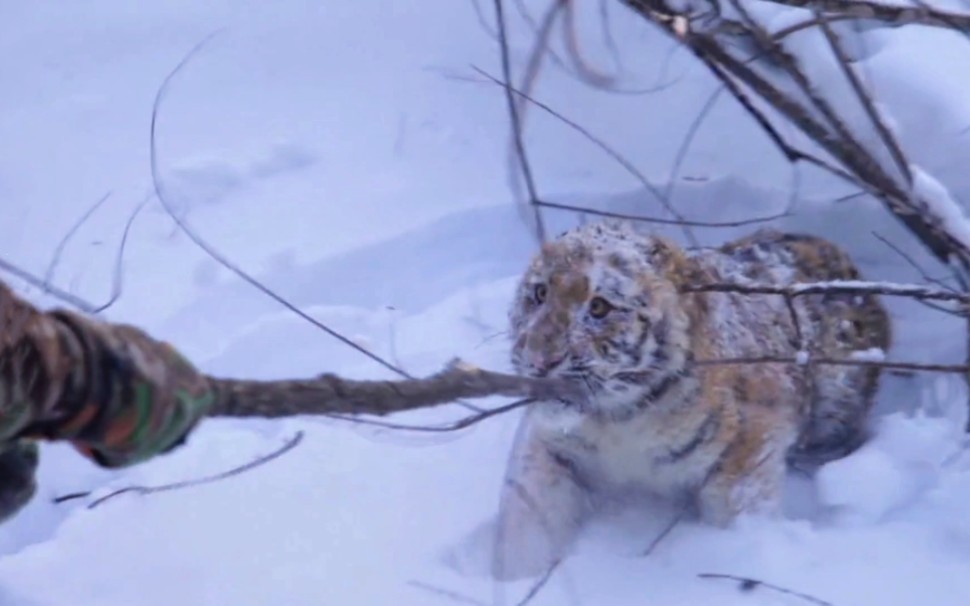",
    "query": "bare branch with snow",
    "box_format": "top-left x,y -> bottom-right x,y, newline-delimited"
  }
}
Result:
684,279 -> 970,305
695,355 -> 969,374
763,0 -> 970,32
617,0 -> 970,277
